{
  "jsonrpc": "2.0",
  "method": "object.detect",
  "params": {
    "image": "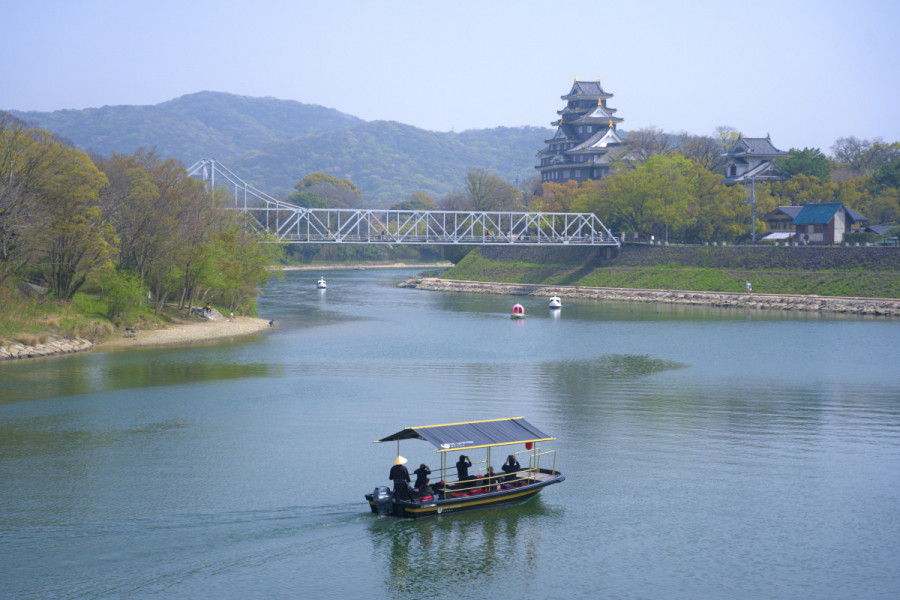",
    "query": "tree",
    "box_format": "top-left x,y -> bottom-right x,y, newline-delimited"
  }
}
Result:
679,134 -> 729,173
464,169 -> 522,211
831,137 -> 900,175
582,153 -> 746,242
391,192 -> 436,211
287,189 -> 326,208
438,191 -> 470,211
294,172 -> 361,208
0,112 -> 44,283
34,145 -> 116,298
872,157 -> 900,189
623,126 -> 673,166
777,147 -> 832,181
